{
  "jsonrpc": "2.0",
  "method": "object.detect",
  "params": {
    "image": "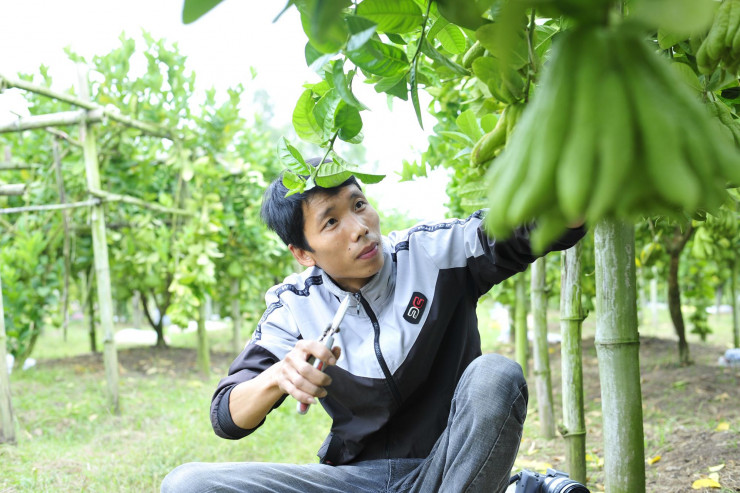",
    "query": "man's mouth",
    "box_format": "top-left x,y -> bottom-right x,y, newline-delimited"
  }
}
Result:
357,243 -> 379,260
